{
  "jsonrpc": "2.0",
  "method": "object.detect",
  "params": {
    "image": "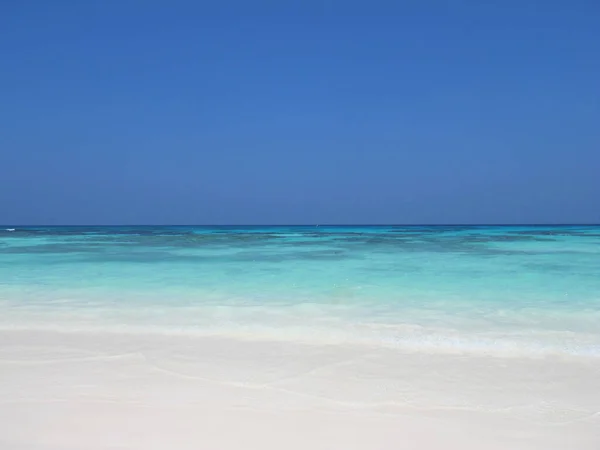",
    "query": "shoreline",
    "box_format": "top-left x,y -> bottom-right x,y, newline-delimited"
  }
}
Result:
1,329 -> 598,449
